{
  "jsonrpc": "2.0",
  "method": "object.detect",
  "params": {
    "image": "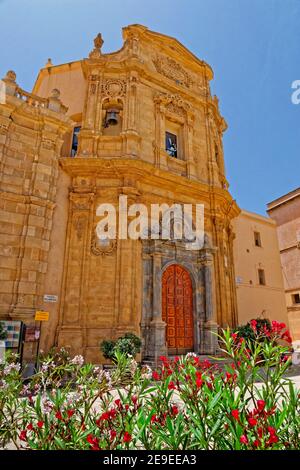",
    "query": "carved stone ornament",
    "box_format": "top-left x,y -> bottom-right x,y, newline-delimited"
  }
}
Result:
102,79 -> 126,98
74,215 -> 86,240
154,93 -> 190,115
89,33 -> 104,59
4,70 -> 16,82
91,231 -> 117,256
153,55 -> 193,88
